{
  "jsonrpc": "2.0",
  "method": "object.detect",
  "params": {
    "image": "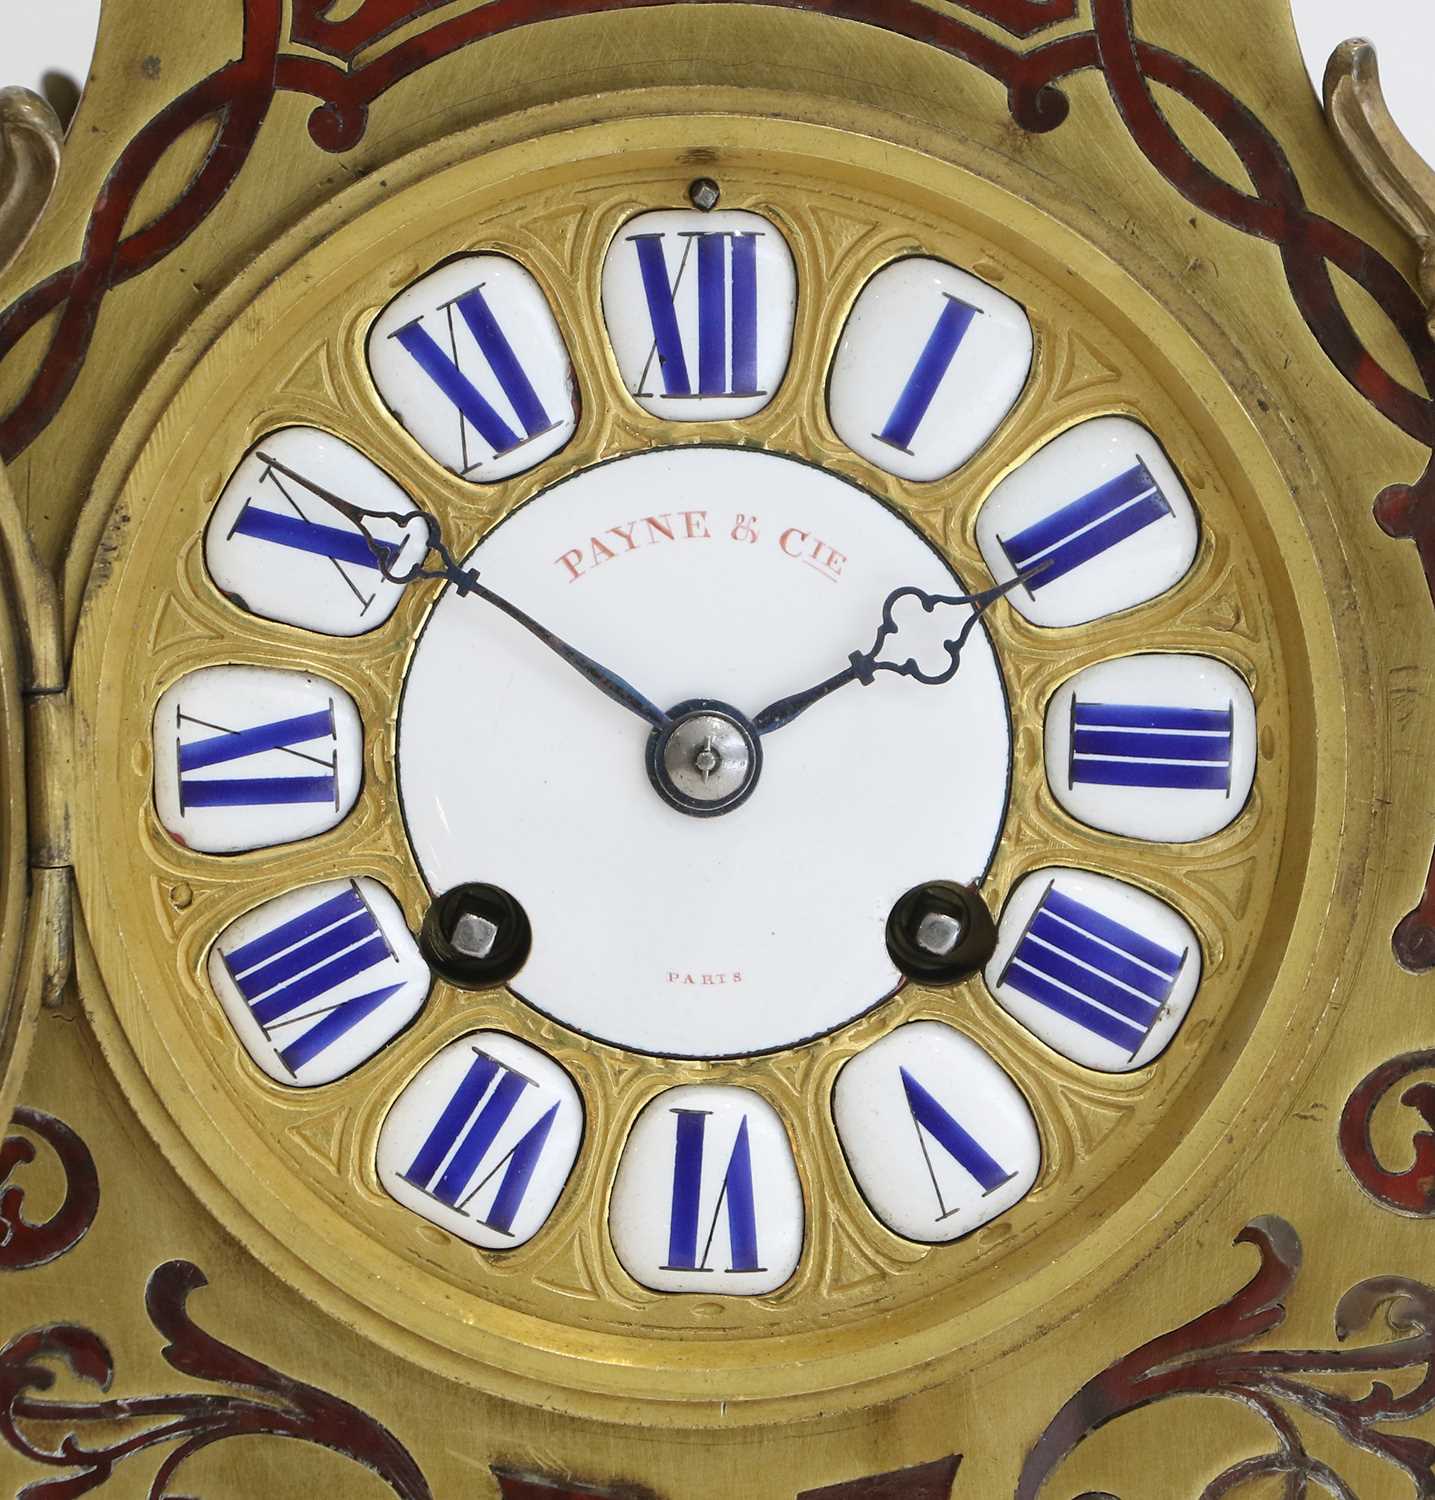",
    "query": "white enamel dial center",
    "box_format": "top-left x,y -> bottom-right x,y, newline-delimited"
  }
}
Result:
398,448 -> 1012,1057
